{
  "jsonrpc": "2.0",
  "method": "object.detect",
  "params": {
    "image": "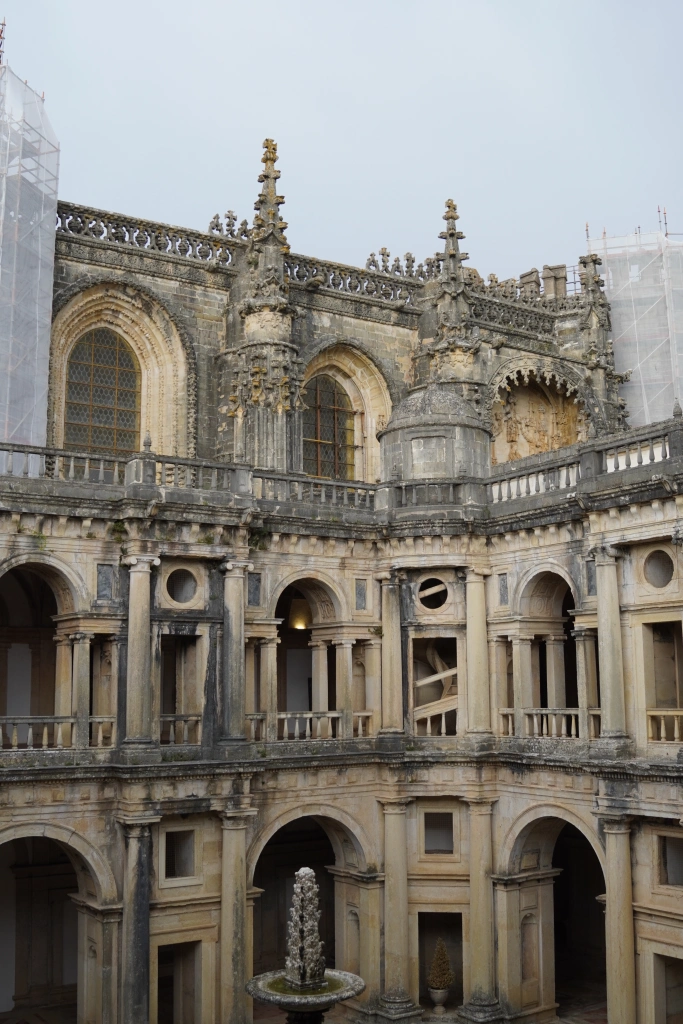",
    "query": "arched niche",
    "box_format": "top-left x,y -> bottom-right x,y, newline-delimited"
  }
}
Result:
490,369 -> 589,465
268,572 -> 347,625
49,283 -> 194,456
304,345 -> 392,483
